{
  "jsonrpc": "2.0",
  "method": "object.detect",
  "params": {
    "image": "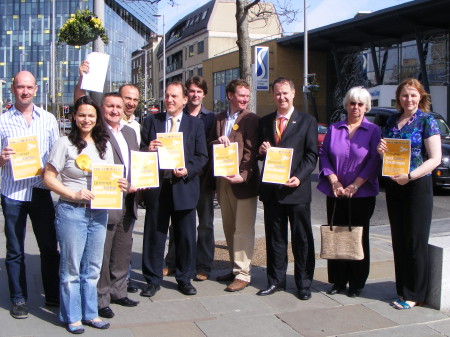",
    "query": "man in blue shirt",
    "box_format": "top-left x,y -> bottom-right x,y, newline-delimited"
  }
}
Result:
0,71 -> 60,319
